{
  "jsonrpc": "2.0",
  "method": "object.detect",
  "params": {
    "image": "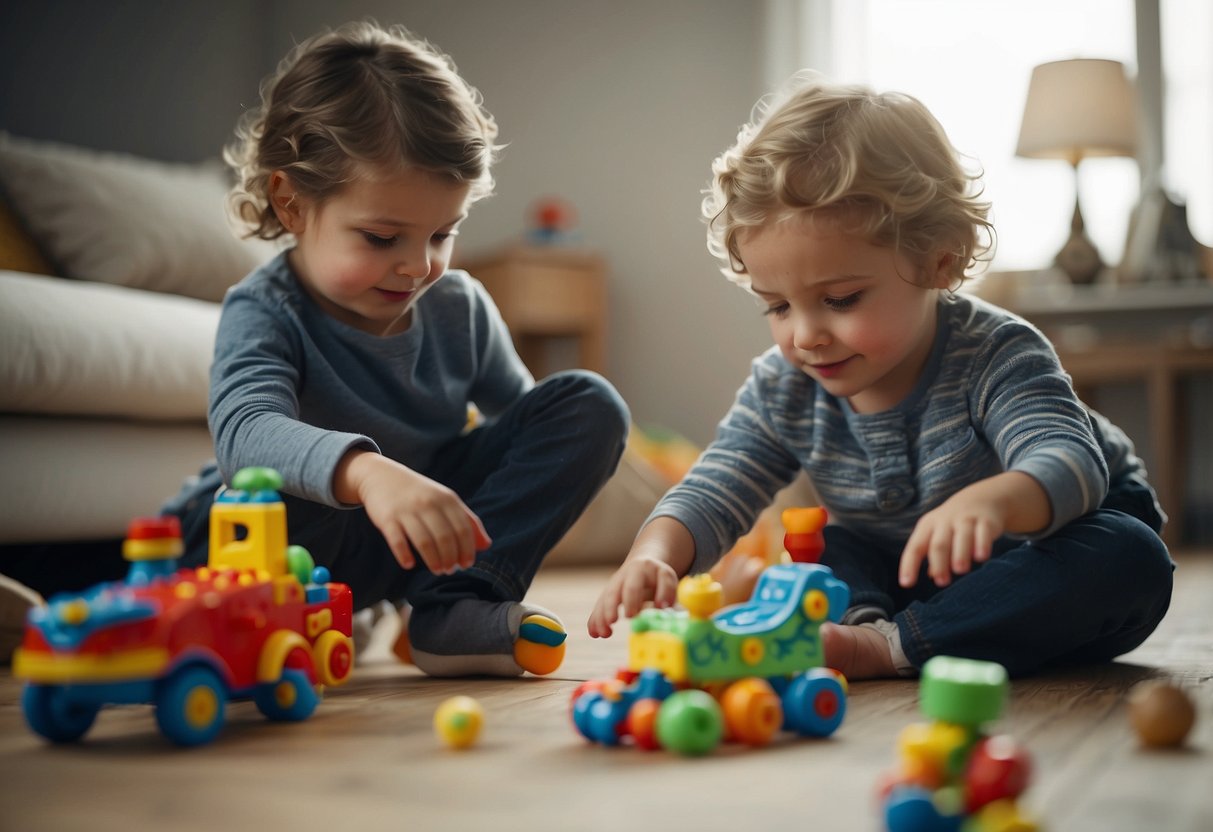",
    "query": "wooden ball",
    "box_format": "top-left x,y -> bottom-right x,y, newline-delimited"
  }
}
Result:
1129,681 -> 1196,748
